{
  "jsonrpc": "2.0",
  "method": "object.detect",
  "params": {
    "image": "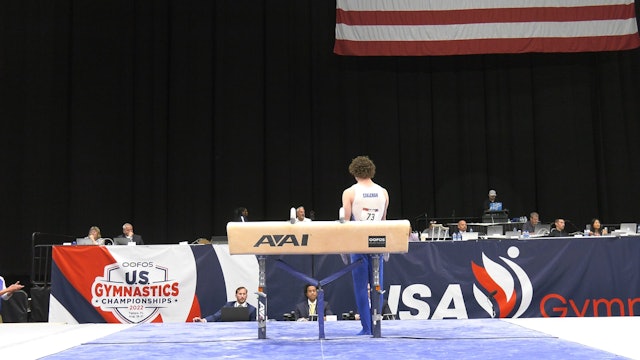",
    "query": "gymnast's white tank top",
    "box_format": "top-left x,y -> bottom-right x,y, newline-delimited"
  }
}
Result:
350,183 -> 386,221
